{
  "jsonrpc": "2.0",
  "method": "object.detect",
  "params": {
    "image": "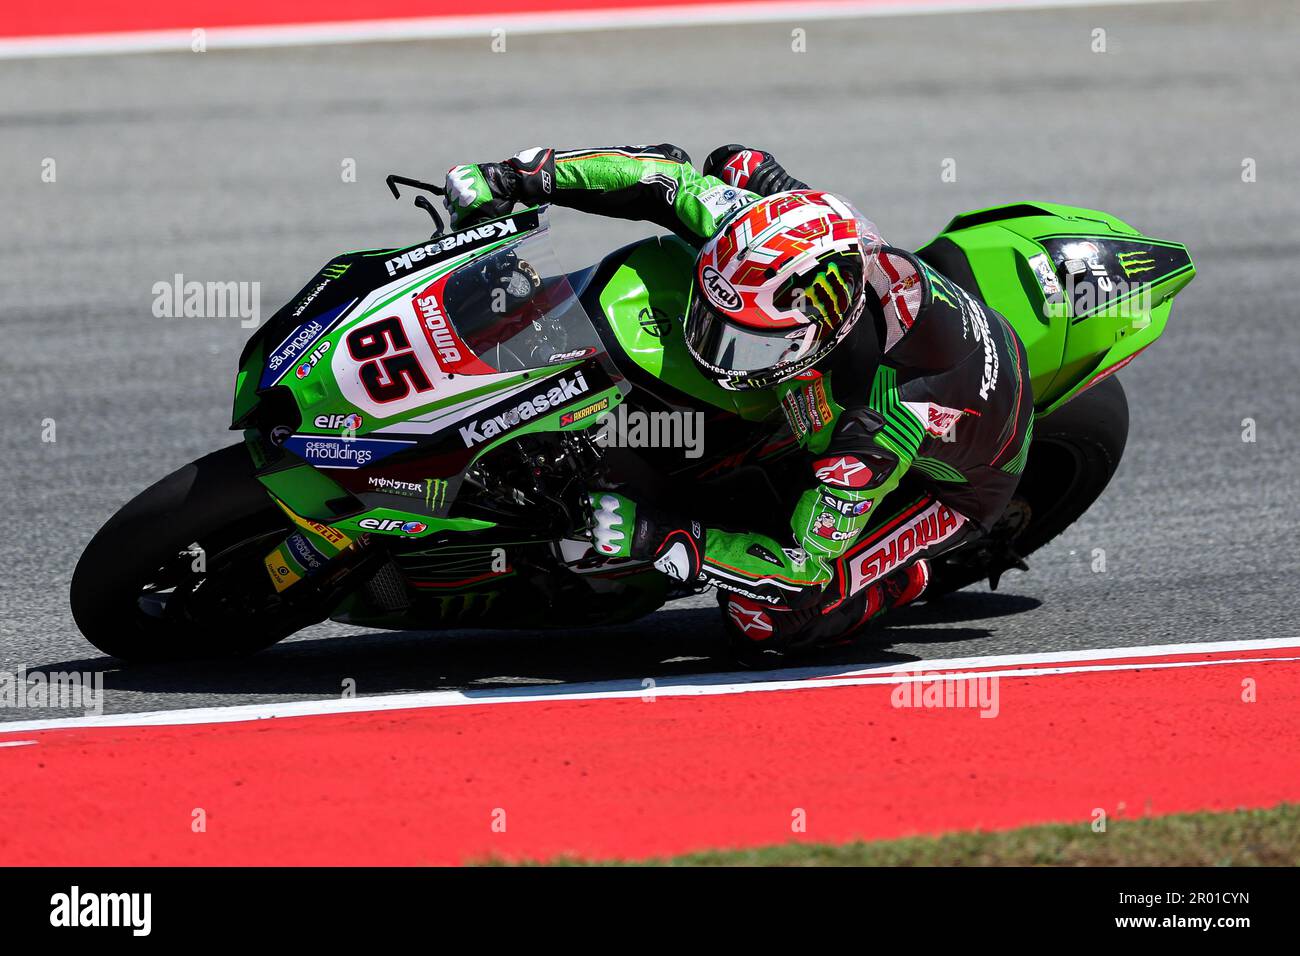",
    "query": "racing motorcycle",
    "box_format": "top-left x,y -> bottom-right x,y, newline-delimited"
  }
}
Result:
70,176 -> 1195,660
